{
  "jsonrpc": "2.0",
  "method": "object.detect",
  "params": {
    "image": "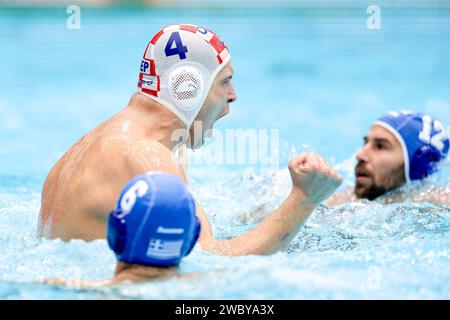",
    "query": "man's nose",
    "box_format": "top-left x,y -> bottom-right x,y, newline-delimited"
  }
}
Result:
356,144 -> 370,163
227,82 -> 237,103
